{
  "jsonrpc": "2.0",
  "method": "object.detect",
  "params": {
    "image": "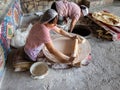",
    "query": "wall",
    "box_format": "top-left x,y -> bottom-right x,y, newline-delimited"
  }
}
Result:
19,0 -> 114,14
0,0 -> 22,87
90,0 -> 114,8
20,0 -> 83,14
20,0 -> 54,14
